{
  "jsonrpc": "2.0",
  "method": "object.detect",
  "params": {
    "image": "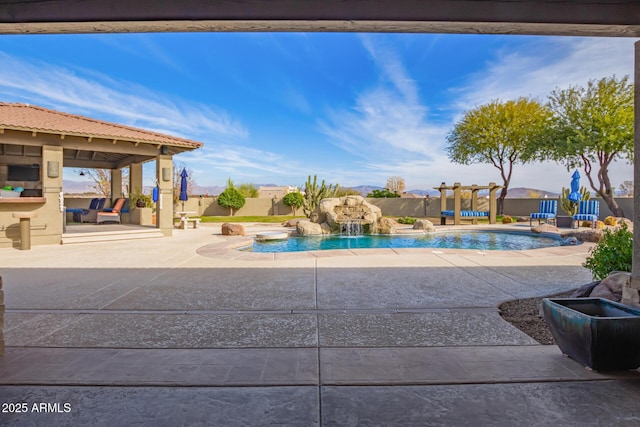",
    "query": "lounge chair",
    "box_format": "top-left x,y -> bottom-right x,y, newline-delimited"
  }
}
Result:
572,200 -> 599,229
68,197 -> 106,223
96,198 -> 126,224
529,200 -> 557,226
68,197 -> 98,222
